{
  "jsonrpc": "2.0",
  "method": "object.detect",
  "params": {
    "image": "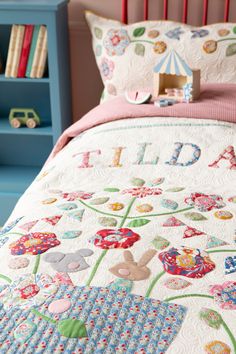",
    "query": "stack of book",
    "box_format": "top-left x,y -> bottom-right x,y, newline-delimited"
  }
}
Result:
5,25 -> 48,79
